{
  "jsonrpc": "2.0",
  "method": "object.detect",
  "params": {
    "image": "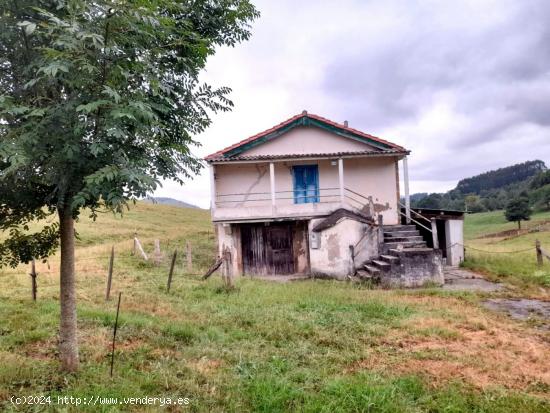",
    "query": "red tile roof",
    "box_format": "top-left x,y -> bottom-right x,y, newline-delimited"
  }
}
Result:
204,111 -> 408,161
